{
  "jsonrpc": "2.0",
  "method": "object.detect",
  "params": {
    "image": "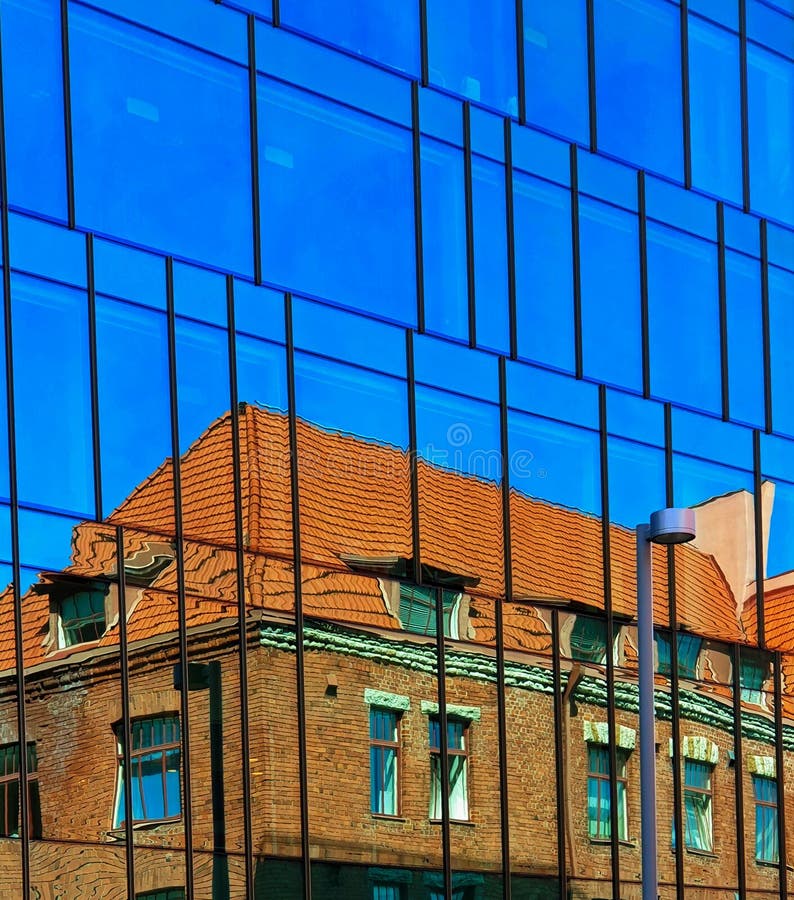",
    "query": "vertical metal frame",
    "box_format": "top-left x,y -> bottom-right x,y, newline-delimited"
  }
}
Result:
165,257 -> 196,898
226,275 -> 256,899
0,13 -> 30,891
497,356 -> 513,900
412,83 -> 426,334
60,0 -> 75,229
717,204 -> 730,422
551,610 -> 567,899
85,234 -> 103,520
463,102 -> 476,349
433,583 -> 453,899
665,404 -> 685,900
419,0 -> 429,87
638,172 -> 651,399
586,0 -> 597,153
732,644 -> 747,899
284,292 -> 313,899
598,385 -> 621,897
773,652 -> 788,900
503,119 -> 518,362
753,430 -> 766,649
739,0 -> 750,213
115,525 -> 136,898
760,220 -> 772,435
680,0 -> 692,190
247,15 -> 263,286
271,0 -> 280,28
406,330 -> 422,578
514,0 -> 526,125
570,146 -> 583,381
